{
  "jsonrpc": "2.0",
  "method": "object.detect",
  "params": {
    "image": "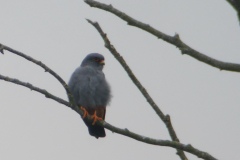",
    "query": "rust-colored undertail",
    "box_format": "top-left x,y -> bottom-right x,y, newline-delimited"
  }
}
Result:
82,106 -> 106,139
